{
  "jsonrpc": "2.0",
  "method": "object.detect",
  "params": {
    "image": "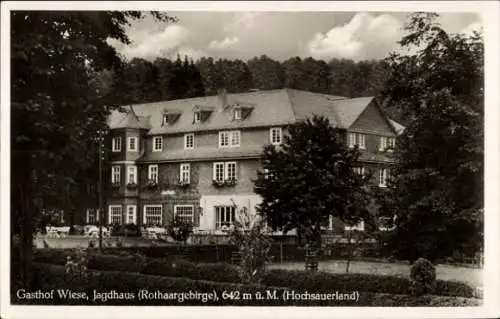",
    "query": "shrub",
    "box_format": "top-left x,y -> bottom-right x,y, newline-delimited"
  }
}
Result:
262,269 -> 411,295
32,249 -> 476,298
18,263 -> 481,306
167,216 -> 193,243
228,208 -> 271,284
410,258 -> 437,296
